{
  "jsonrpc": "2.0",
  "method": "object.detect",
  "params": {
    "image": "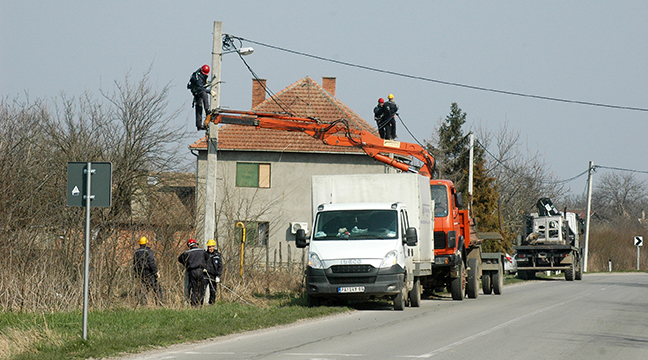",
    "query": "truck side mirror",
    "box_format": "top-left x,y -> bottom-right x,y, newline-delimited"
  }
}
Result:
456,193 -> 464,208
295,228 -> 309,248
405,227 -> 418,247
